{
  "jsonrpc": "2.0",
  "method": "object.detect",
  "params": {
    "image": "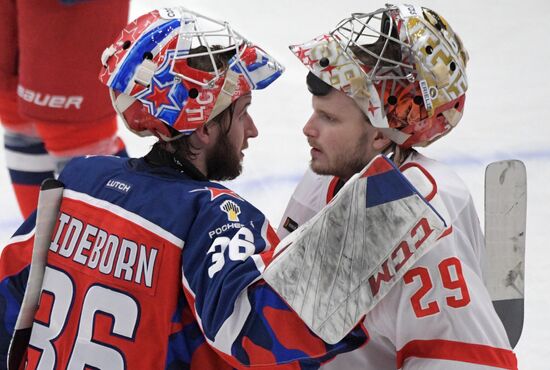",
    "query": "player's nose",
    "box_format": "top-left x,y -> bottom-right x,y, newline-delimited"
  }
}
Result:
245,113 -> 258,139
303,114 -> 318,138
